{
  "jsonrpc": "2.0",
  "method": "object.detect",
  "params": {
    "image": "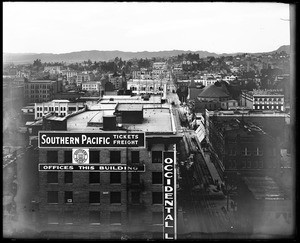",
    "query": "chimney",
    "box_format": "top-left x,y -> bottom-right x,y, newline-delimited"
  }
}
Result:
103,115 -> 117,131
